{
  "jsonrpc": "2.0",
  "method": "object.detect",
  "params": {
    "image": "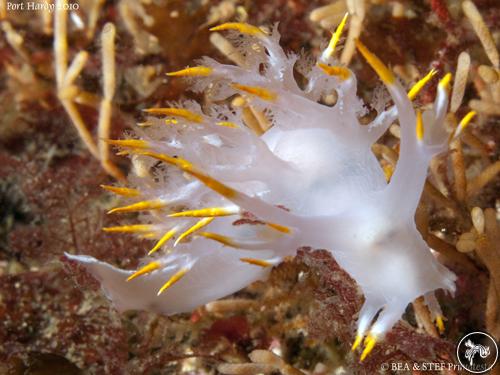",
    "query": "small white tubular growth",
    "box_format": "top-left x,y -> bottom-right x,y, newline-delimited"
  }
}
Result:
462,0 -> 499,68
98,23 -> 124,180
71,21 -> 457,359
54,0 -> 68,87
450,52 -> 471,113
63,51 -> 89,88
